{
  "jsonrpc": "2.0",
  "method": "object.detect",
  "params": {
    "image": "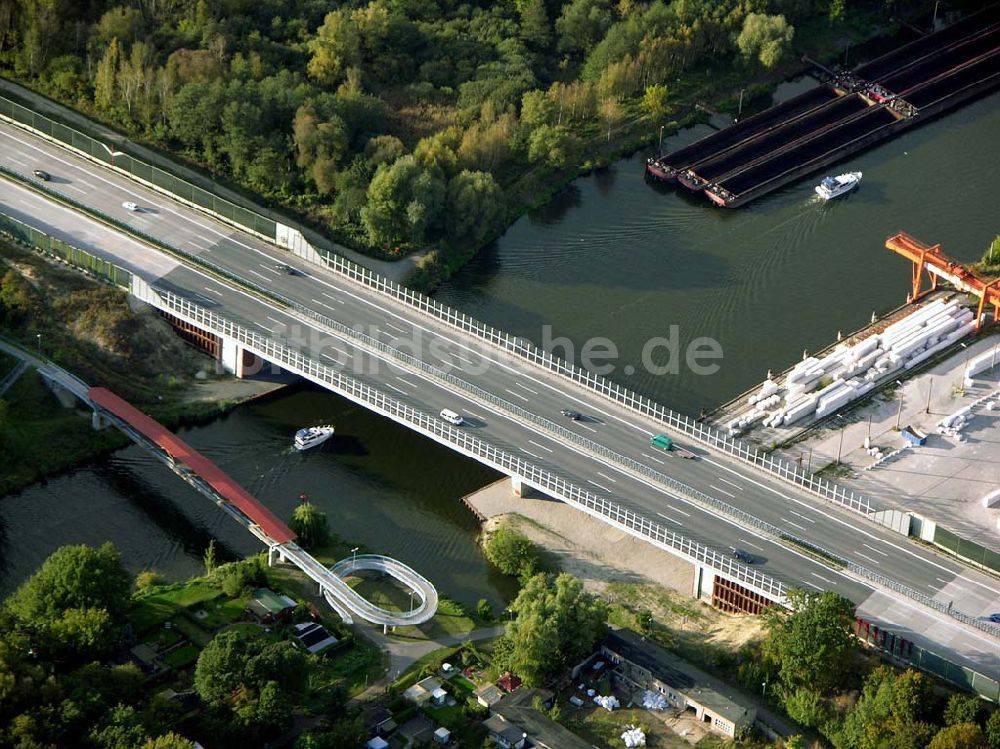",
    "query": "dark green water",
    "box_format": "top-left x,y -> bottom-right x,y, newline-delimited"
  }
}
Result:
2,87 -> 997,602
